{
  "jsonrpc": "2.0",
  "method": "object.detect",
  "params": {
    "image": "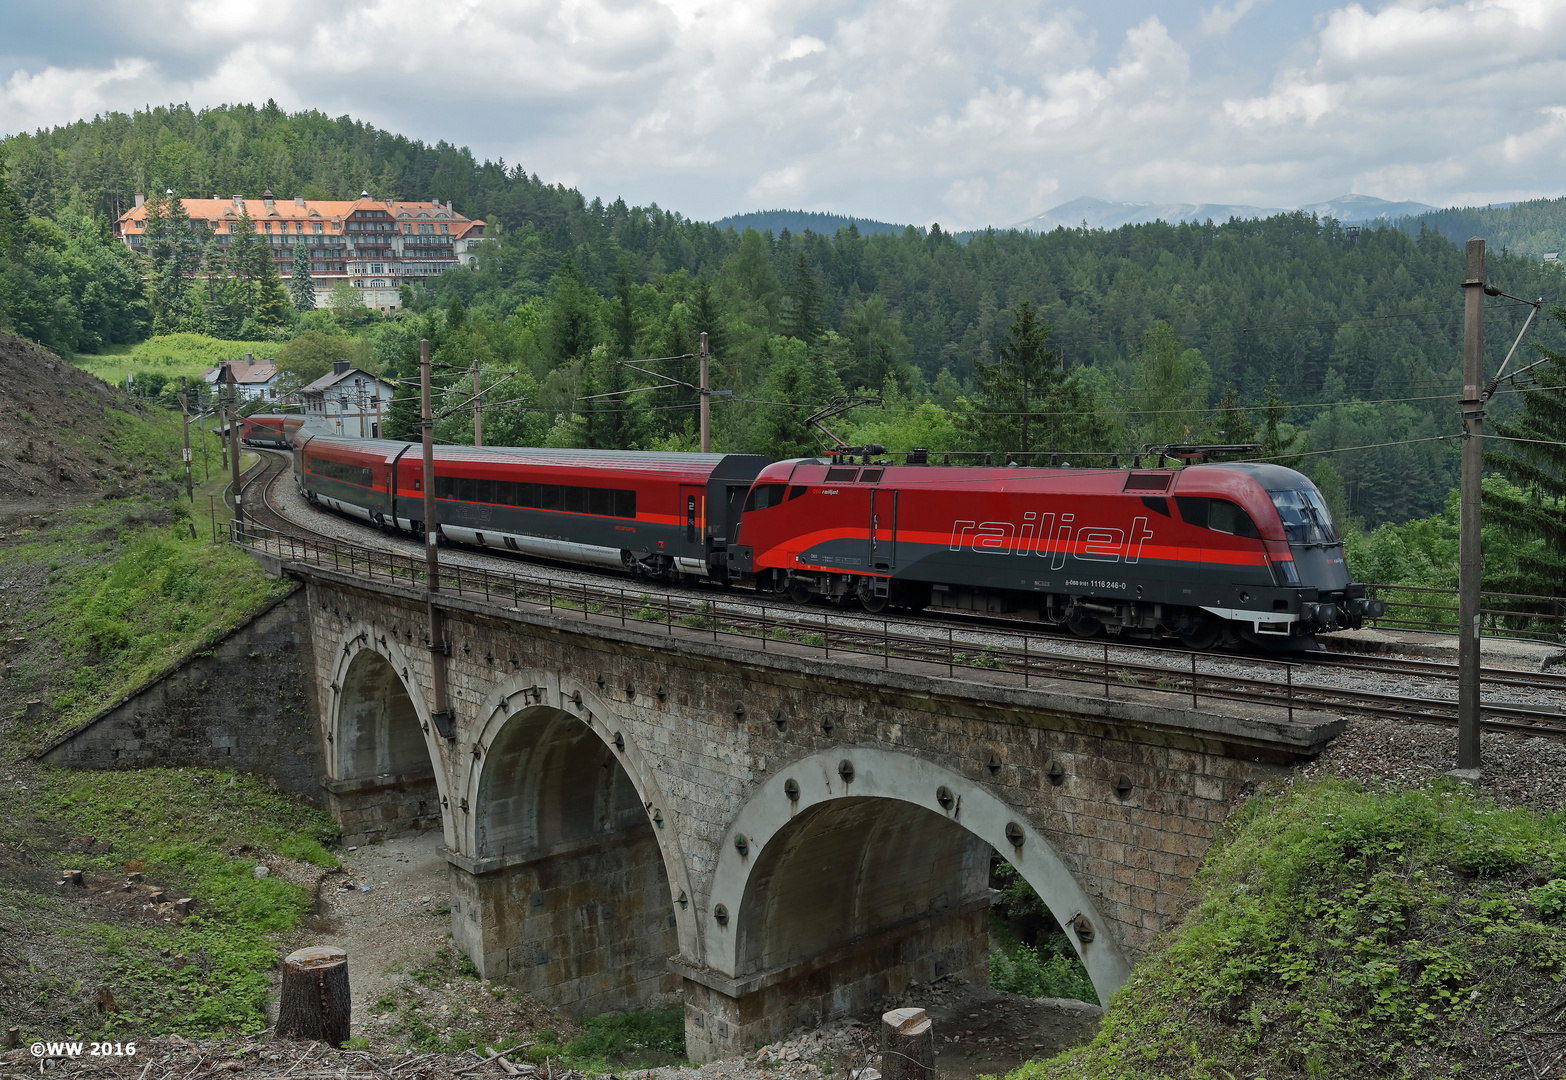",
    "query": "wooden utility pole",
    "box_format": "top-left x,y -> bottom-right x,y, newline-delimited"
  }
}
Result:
223,364 -> 243,542
180,376 -> 193,503
472,356 -> 483,447
699,331 -> 710,453
421,340 -> 452,738
356,377 -> 367,439
1457,237 -> 1485,774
